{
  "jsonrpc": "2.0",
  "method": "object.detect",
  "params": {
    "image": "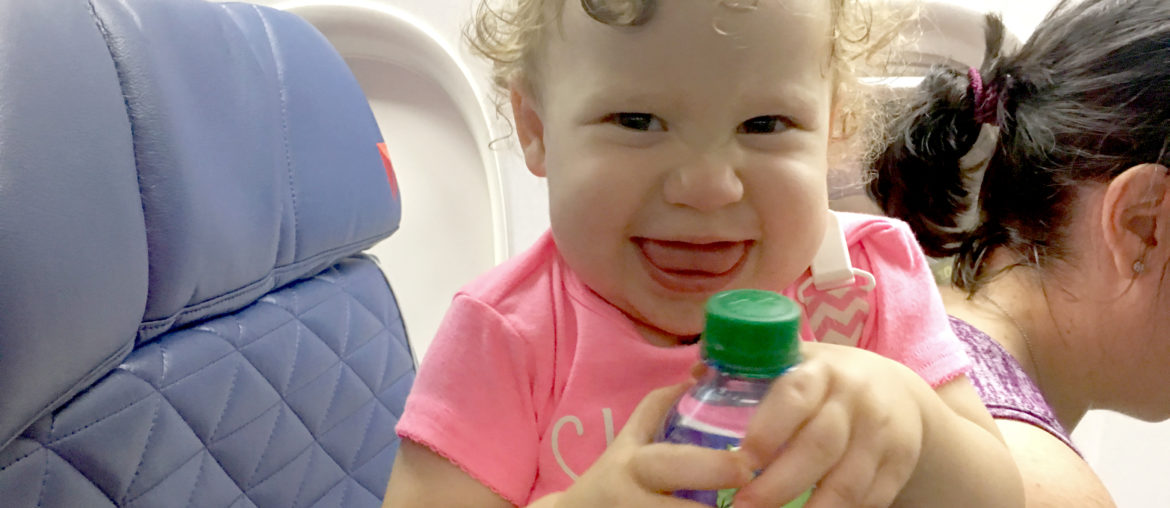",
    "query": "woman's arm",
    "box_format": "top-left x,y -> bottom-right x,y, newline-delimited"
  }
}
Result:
997,420 -> 1116,507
